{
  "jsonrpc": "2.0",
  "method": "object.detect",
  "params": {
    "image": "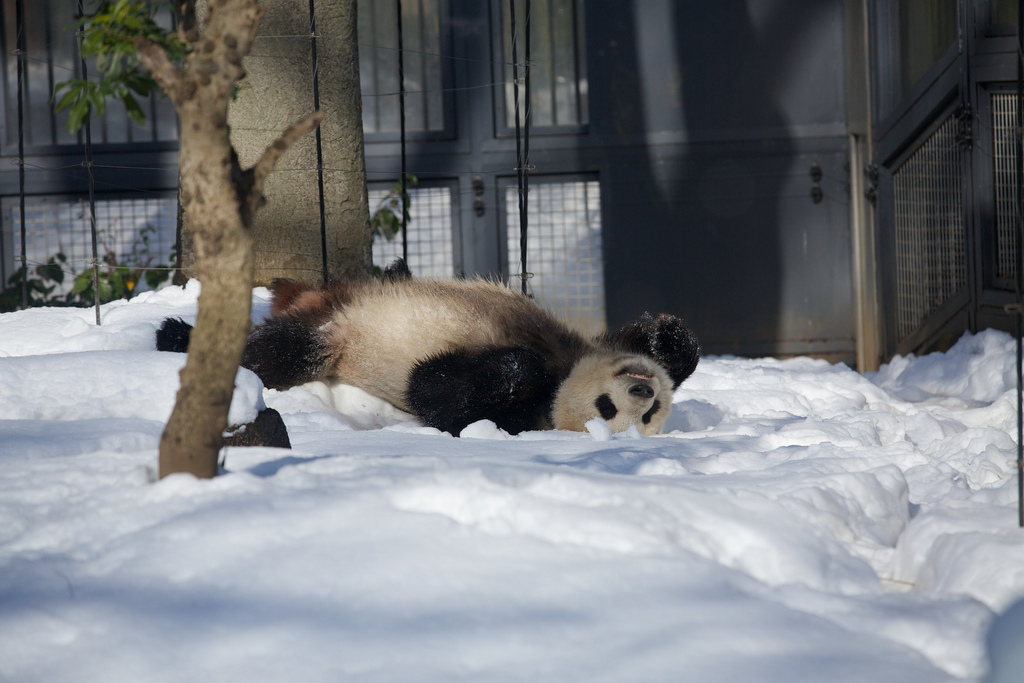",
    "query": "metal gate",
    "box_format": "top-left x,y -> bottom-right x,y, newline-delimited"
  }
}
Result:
891,111 -> 967,341
873,0 -> 1023,355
